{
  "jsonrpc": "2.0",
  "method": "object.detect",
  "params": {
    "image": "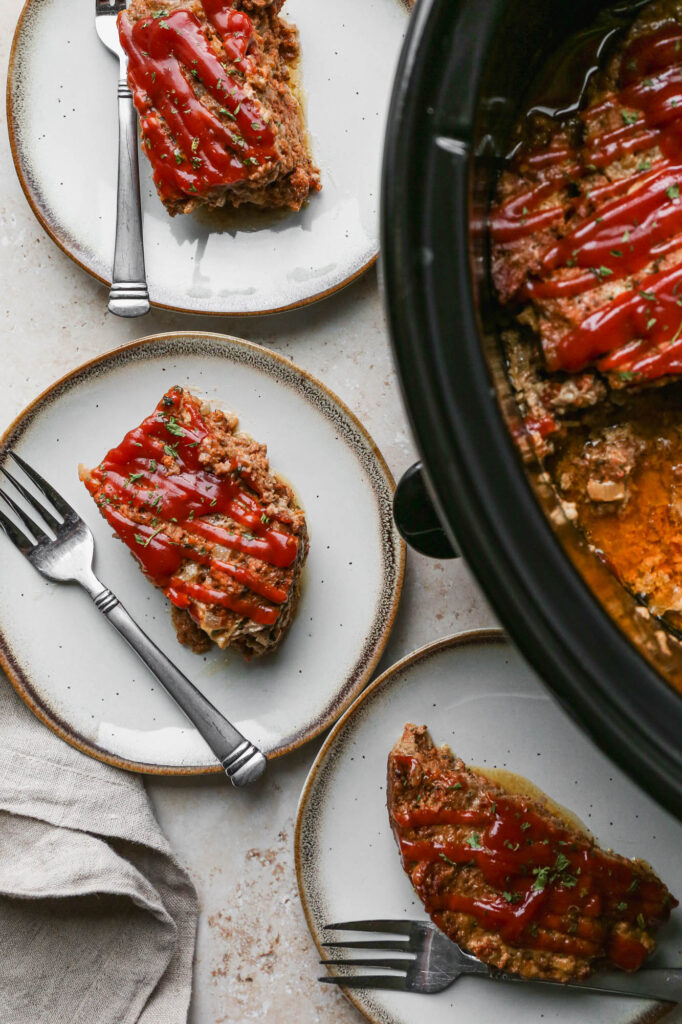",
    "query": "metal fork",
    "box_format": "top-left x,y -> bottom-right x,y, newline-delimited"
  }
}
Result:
96,0 -> 150,317
0,452 -> 266,786
320,920 -> 682,1002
